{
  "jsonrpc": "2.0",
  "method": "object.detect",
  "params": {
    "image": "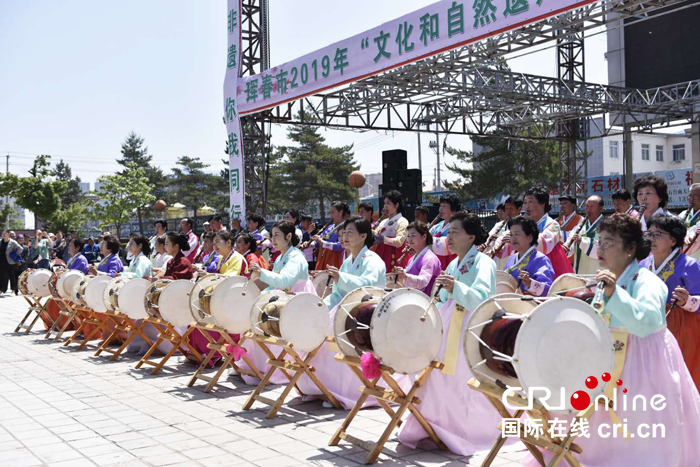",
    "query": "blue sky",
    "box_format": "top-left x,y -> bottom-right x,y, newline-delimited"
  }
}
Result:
1,0 -> 608,187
